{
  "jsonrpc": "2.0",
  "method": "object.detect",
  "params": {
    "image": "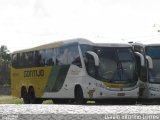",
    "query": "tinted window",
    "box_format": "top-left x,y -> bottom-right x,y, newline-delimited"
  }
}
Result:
11,43 -> 80,68
96,47 -> 117,80
117,48 -> 133,61
39,50 -> 46,66
12,54 -> 17,68
56,44 -> 81,66
68,45 -> 80,64
146,46 -> 160,83
26,51 -> 34,67
85,53 -> 96,77
146,46 -> 160,59
56,46 -> 67,65
72,56 -> 82,67
19,53 -> 26,68
35,51 -> 43,67
46,48 -> 55,66
80,44 -> 93,58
